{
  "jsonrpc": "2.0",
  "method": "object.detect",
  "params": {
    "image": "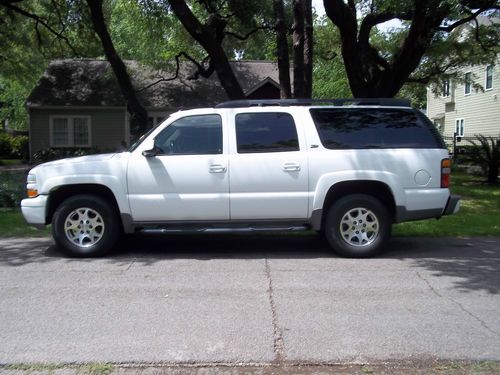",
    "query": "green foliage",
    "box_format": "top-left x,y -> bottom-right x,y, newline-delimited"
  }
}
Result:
0,0 -> 103,131
0,170 -> 26,208
110,0 -> 198,67
466,135 -> 500,184
0,133 -> 11,158
312,17 -> 351,98
0,133 -> 29,160
10,135 -> 29,161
